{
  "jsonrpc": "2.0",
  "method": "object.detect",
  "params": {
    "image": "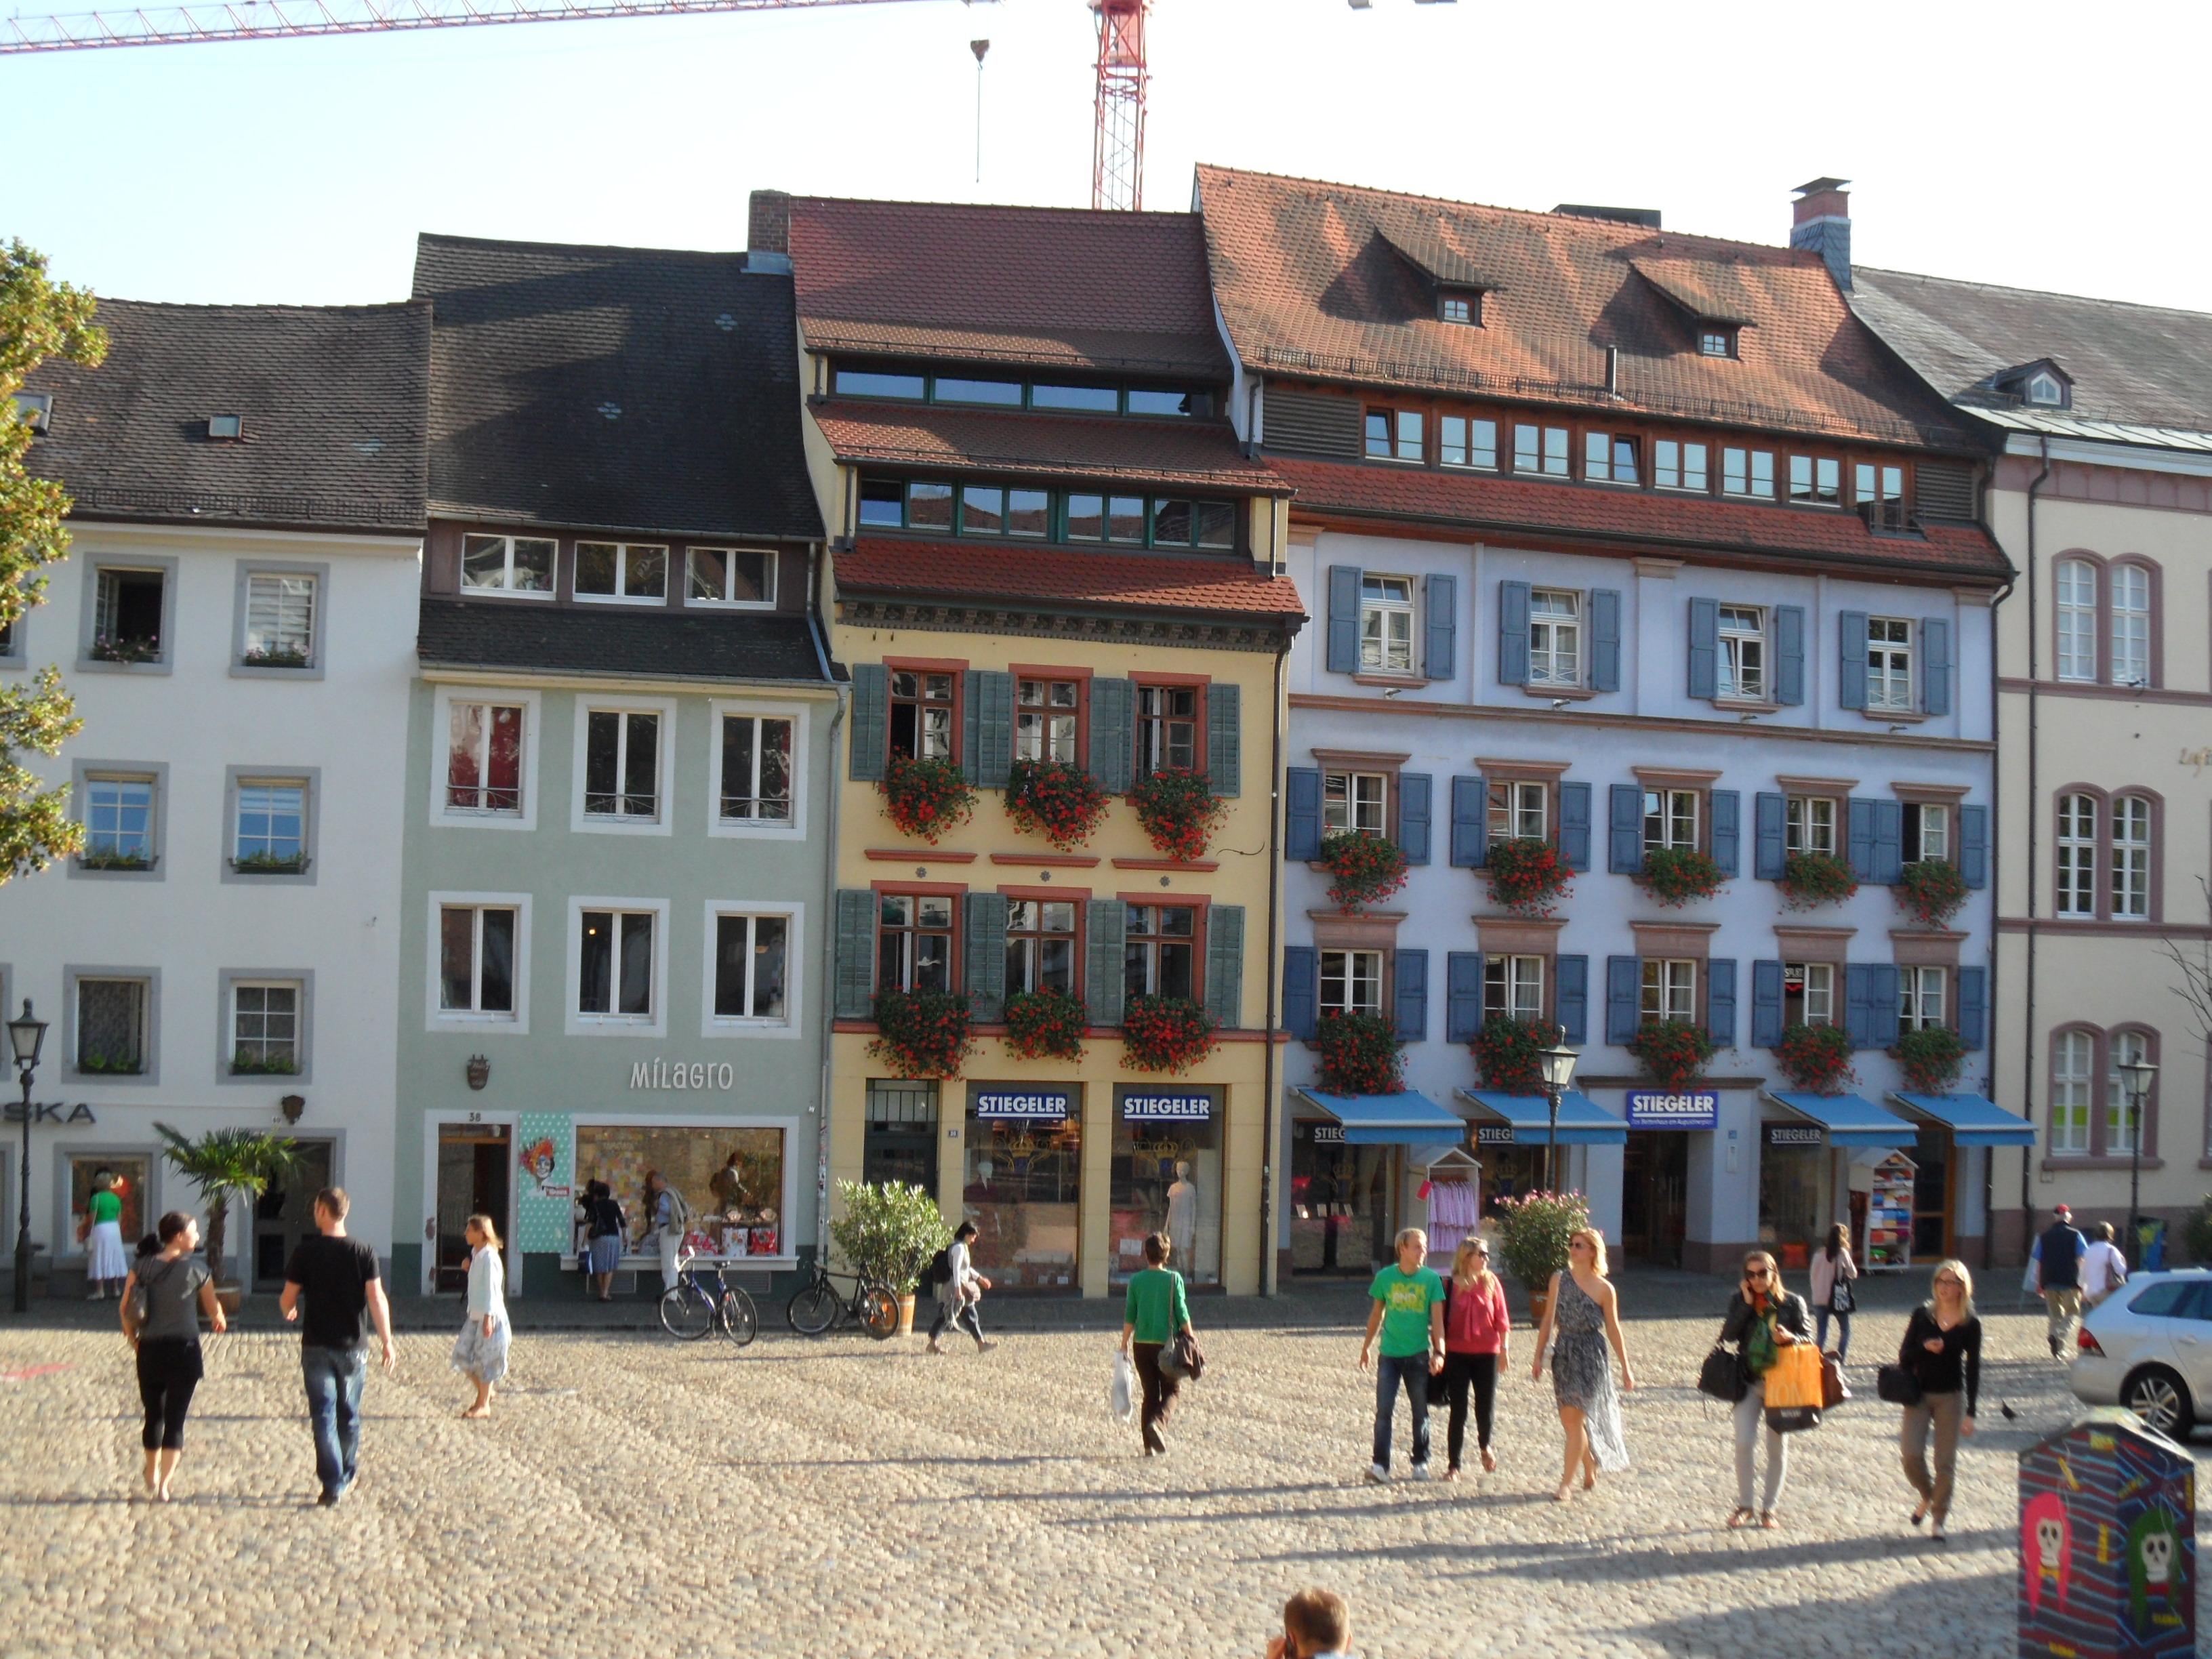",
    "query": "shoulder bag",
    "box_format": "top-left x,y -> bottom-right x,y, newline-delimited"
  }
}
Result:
1160,1325 -> 1205,1382
1828,1272 -> 1855,1315
1697,1344 -> 1745,1404
1875,1364 -> 1923,1406
1819,1349 -> 1851,1409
